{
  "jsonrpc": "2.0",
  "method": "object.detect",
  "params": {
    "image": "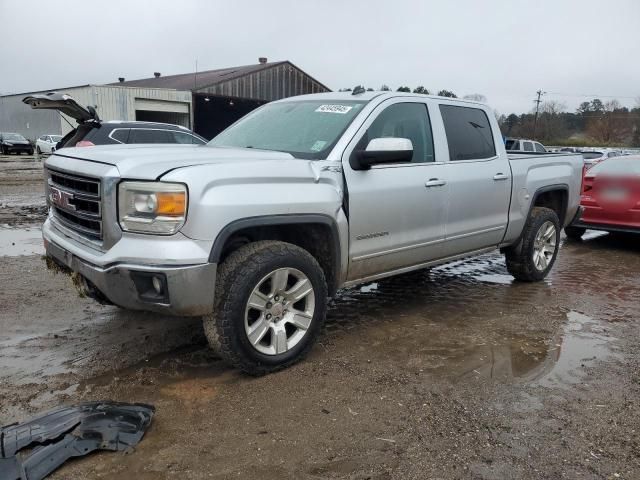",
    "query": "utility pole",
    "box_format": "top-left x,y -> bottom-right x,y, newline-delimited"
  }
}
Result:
533,89 -> 545,140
